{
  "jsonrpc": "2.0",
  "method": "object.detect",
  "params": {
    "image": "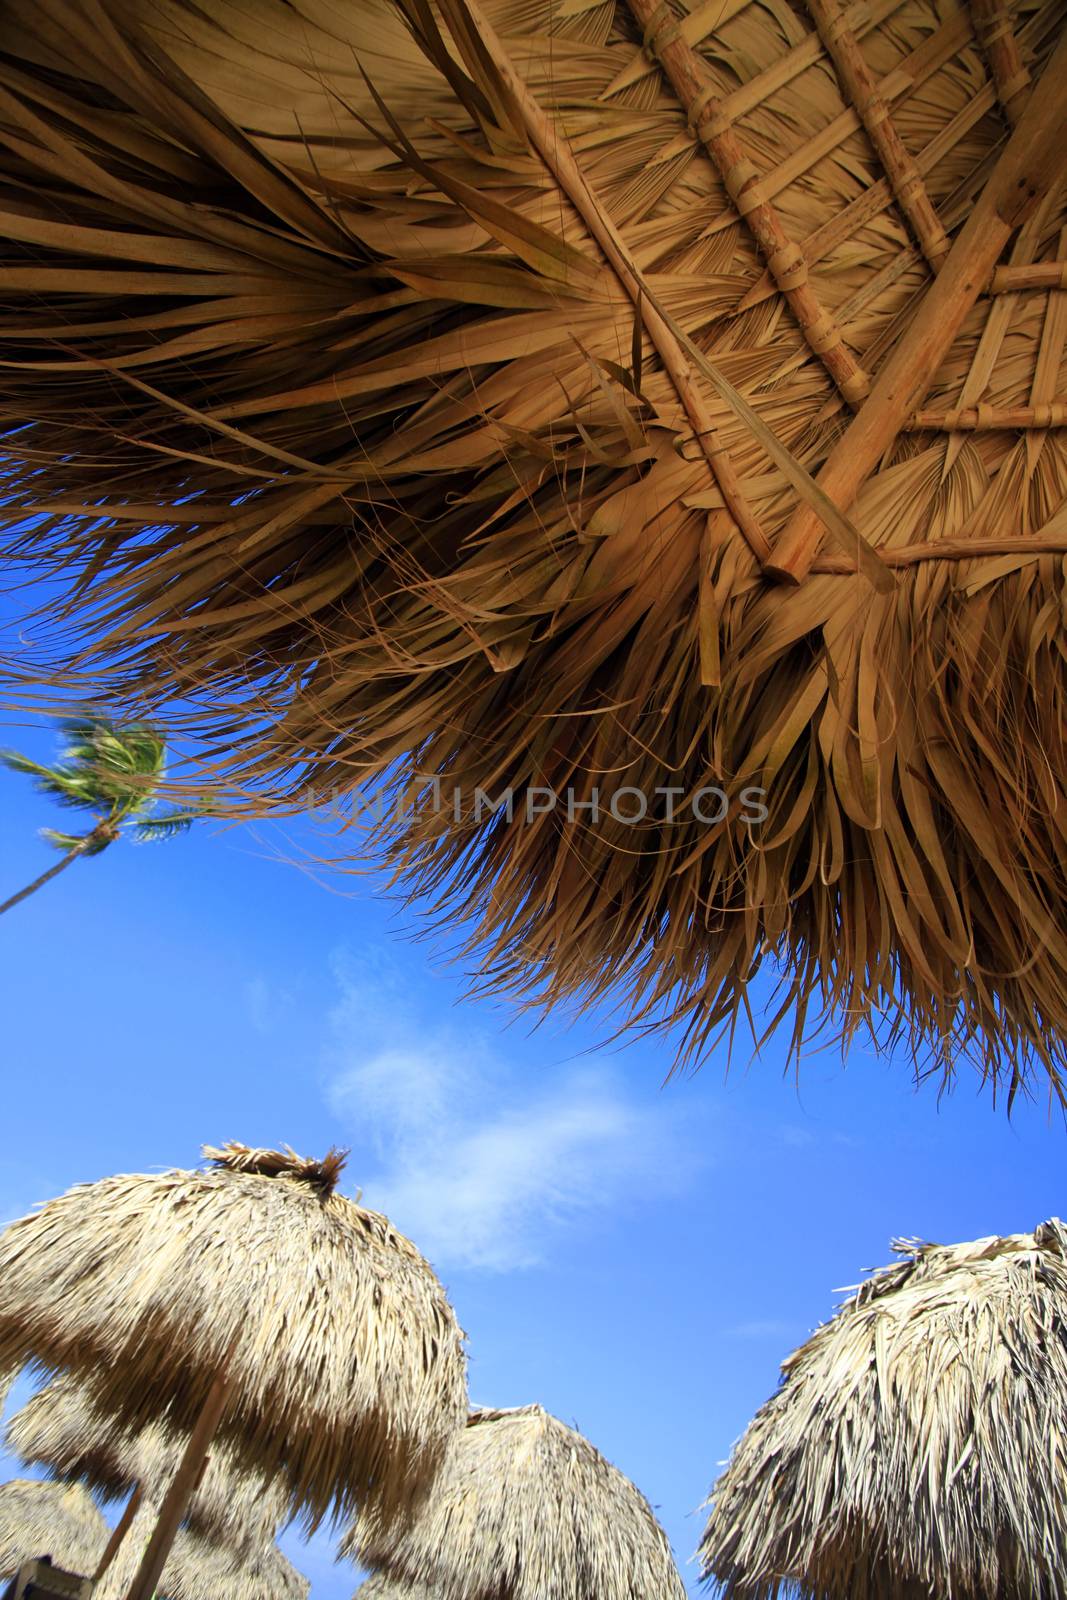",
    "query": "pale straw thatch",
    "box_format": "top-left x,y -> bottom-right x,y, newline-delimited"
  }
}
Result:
157,1528 -> 309,1600
1,0 -> 1067,1095
346,1404 -> 687,1600
0,1479 -> 108,1578
354,1578 -> 437,1599
0,1144 -> 468,1530
92,1494 -> 308,1600
7,1376 -> 291,1553
700,1217 -> 1067,1599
